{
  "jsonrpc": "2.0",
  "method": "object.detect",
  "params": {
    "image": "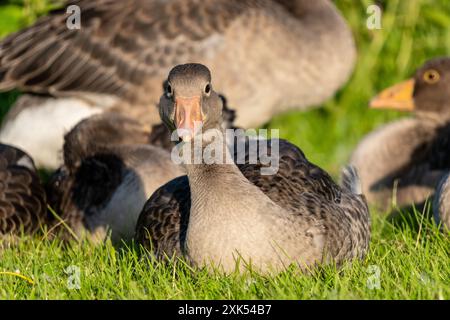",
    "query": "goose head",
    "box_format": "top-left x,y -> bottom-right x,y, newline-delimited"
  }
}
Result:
370,57 -> 450,119
159,63 -> 224,142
